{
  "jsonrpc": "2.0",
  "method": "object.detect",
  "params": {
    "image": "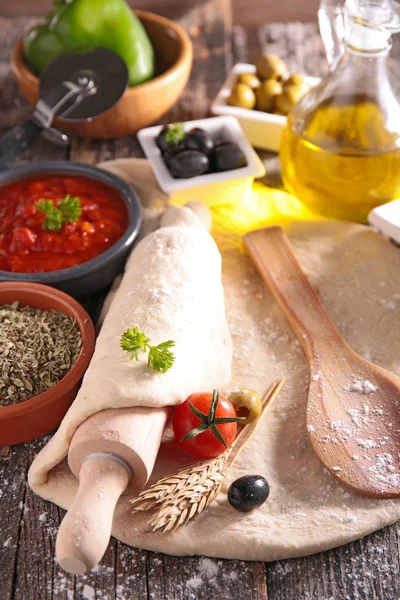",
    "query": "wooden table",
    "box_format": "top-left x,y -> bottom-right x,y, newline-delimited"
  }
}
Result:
1,3 -> 400,599
0,0 -> 321,27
